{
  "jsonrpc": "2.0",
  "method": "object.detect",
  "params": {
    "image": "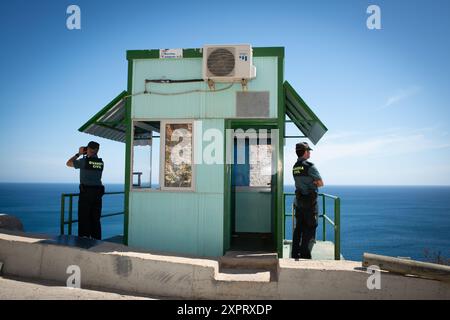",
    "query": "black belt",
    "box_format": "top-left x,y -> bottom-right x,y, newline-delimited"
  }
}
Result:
80,184 -> 103,189
79,184 -> 104,194
295,190 -> 317,197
